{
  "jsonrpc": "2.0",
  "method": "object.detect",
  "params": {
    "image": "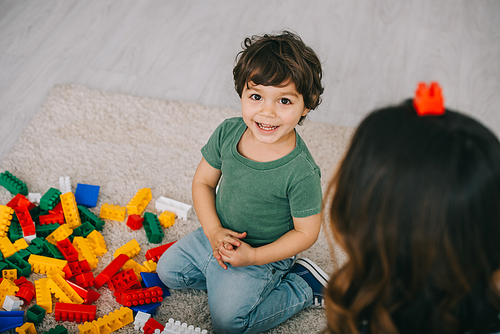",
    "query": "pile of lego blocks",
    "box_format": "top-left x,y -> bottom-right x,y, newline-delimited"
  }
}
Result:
134,311 -> 207,334
0,171 -> 185,333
